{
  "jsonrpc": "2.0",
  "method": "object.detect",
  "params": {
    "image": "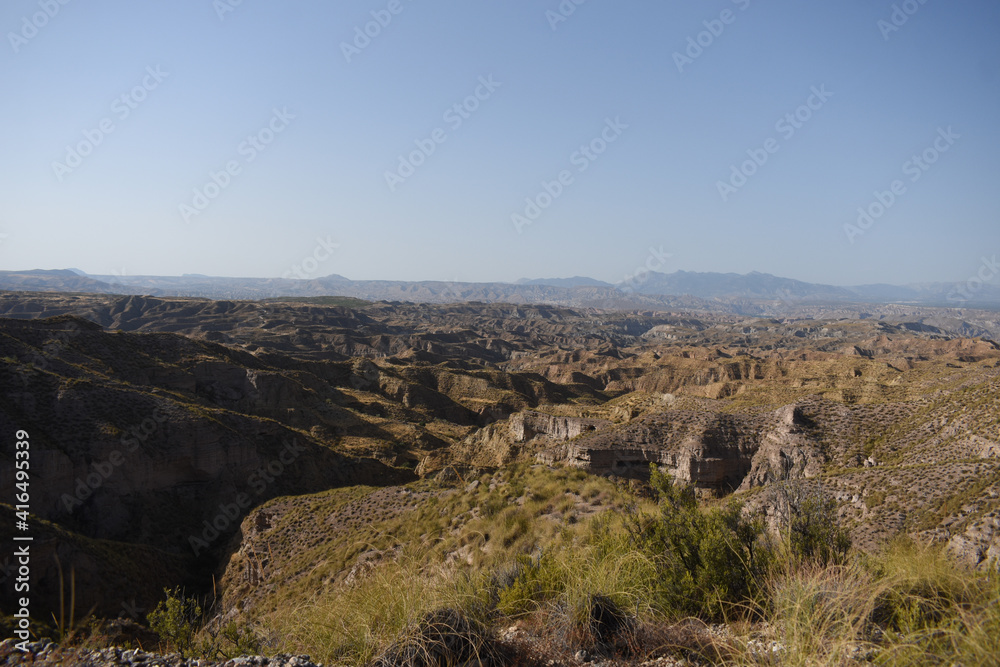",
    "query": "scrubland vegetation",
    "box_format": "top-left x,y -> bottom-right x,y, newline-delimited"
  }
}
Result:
129,464 -> 999,666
